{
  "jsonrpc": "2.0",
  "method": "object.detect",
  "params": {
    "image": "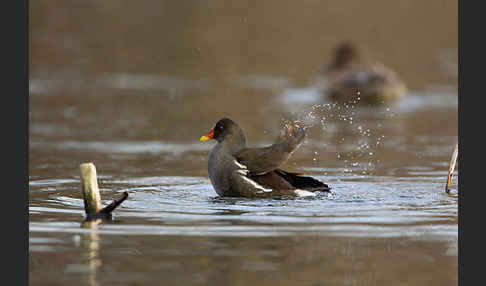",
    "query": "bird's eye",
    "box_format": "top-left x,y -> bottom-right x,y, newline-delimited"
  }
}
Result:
220,125 -> 224,130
